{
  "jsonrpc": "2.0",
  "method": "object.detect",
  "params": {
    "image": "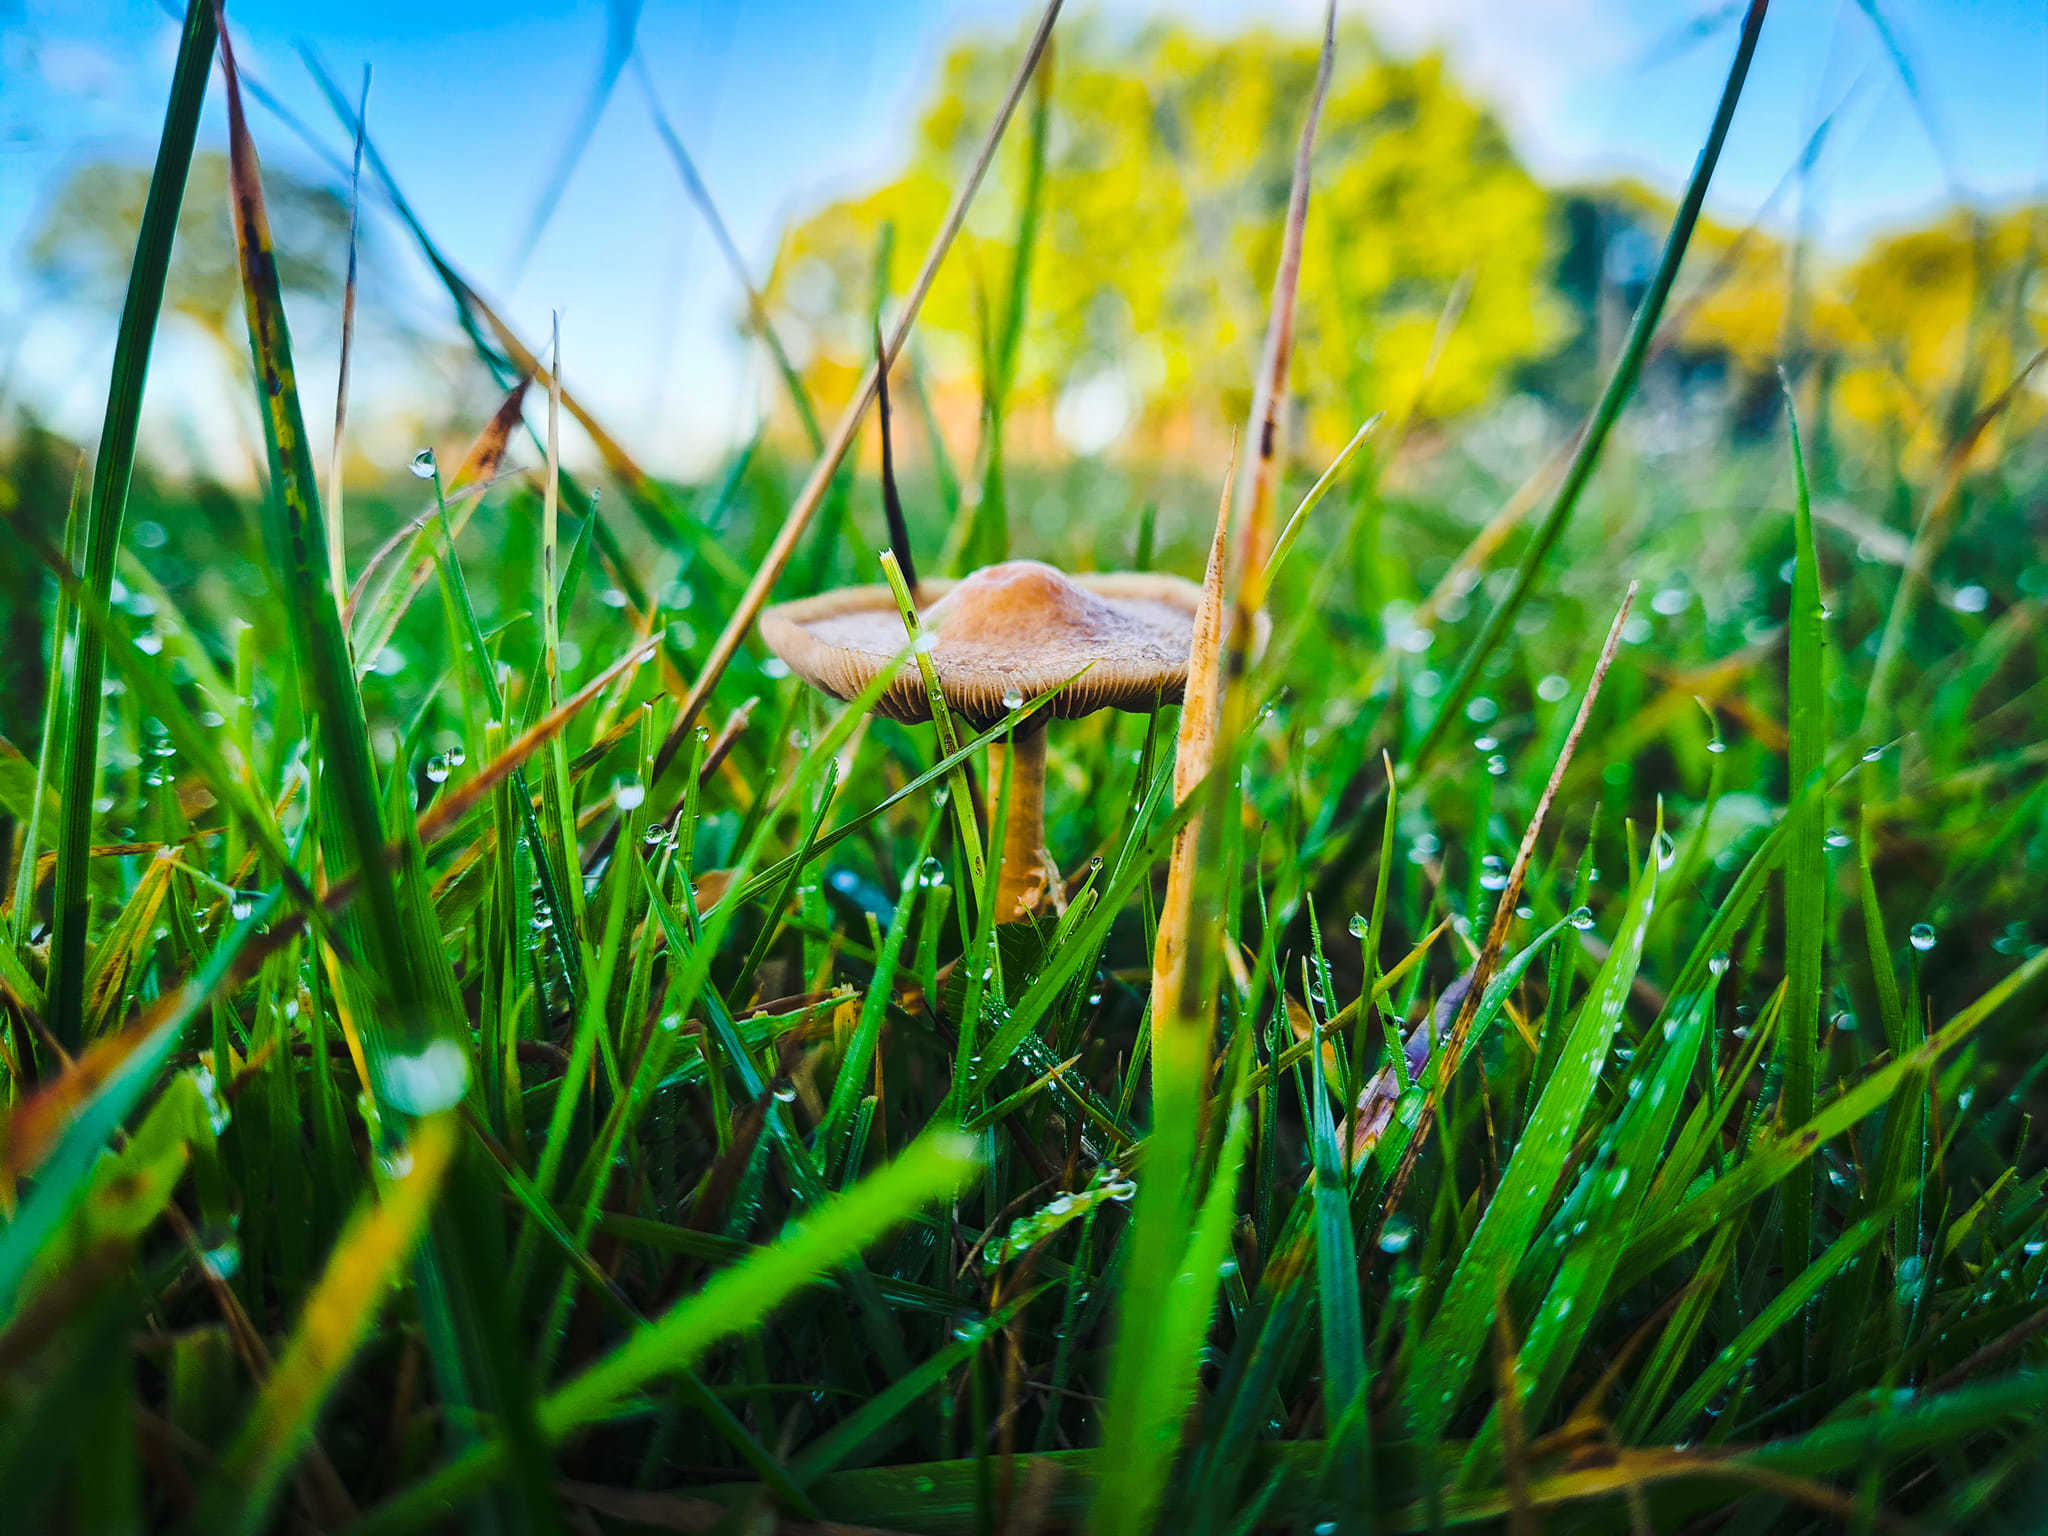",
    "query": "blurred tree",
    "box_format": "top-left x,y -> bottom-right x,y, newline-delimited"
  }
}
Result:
26,150 -> 350,370
1830,207 -> 2046,466
762,19 -> 1562,459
